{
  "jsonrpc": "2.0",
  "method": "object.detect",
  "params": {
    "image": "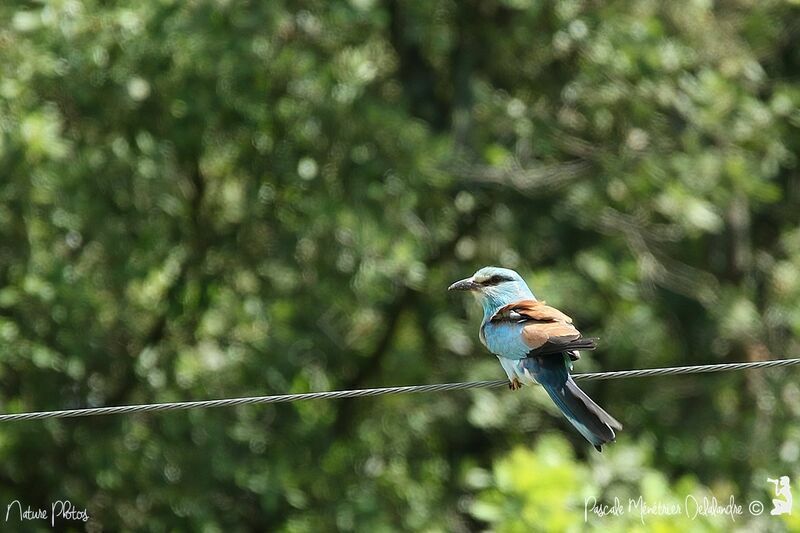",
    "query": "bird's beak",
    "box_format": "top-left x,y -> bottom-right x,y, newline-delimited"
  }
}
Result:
448,277 -> 479,292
